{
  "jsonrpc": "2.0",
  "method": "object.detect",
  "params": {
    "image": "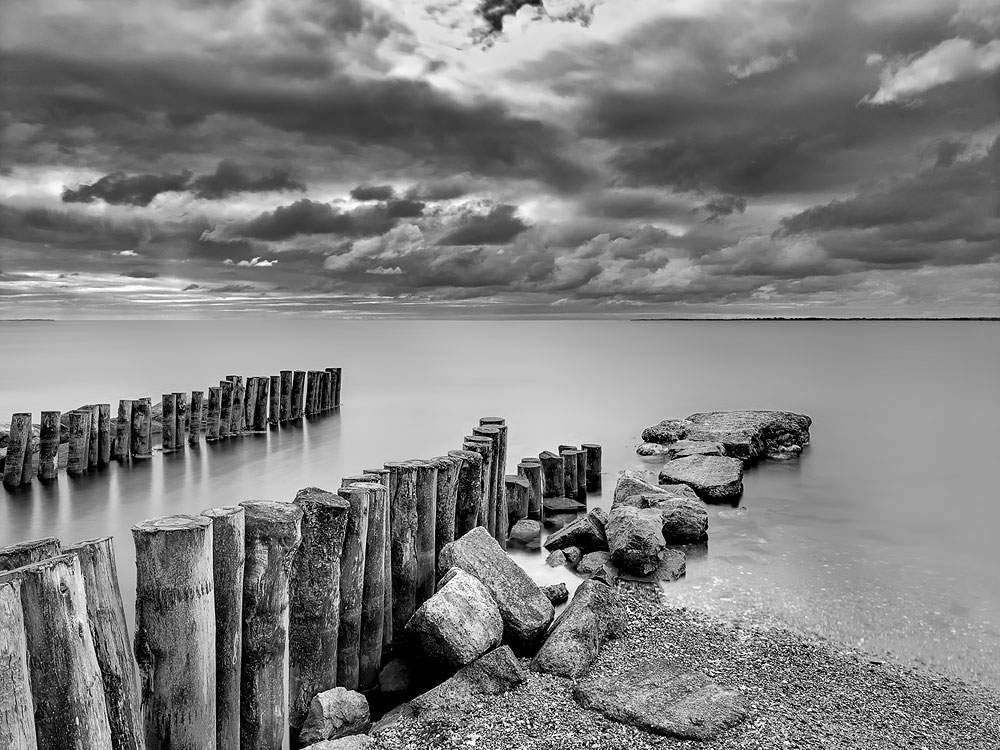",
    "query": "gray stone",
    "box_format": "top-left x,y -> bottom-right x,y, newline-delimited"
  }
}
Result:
299,687 -> 371,745
405,567 -> 503,668
411,646 -> 527,716
606,506 -> 666,576
563,546 -> 583,566
545,549 -> 568,567
437,527 -> 554,649
659,455 -> 744,502
531,578 -> 619,678
625,493 -> 709,543
613,469 -> 698,507
640,419 -> 690,444
543,496 -> 586,513
636,442 -> 672,457
371,702 -> 414,735
509,519 -> 542,545
664,440 -> 725,460
576,551 -> 612,577
642,411 -> 811,464
542,511 -> 607,554
539,582 -> 569,605
618,548 -> 686,583
378,658 -> 413,695
573,658 -> 748,740
301,736 -> 374,750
